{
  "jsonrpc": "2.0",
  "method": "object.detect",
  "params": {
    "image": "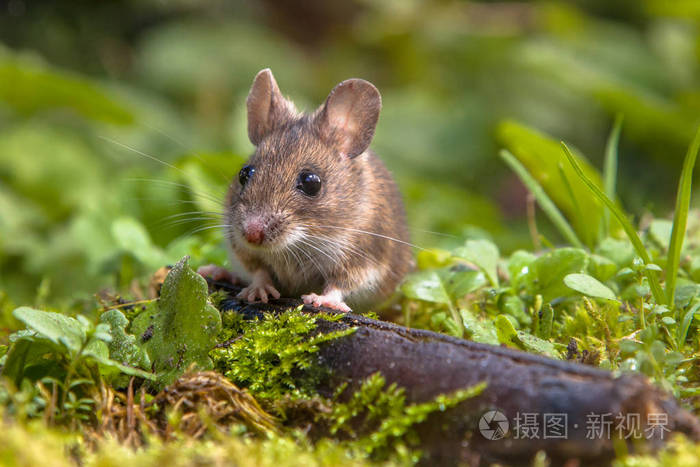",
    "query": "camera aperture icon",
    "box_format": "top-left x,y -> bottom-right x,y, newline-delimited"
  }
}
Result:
479,410 -> 509,440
